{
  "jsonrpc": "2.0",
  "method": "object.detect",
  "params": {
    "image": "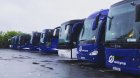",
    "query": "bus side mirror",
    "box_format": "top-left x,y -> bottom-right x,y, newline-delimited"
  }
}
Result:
72,22 -> 83,33
135,4 -> 140,22
65,25 -> 68,30
72,22 -> 84,42
92,13 -> 101,30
